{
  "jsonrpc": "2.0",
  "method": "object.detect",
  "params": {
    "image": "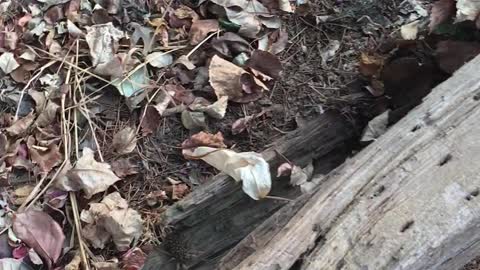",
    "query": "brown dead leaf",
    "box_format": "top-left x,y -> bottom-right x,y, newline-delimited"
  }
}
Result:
246,50 -> 282,79
86,23 -> 124,67
81,192 -> 143,251
429,0 -> 456,32
112,127 -> 137,155
13,211 -> 65,269
27,136 -> 62,174
10,66 -> 30,84
63,147 -> 121,198
359,52 -> 384,77
435,40 -> 480,74
6,112 -> 35,137
189,19 -> 219,45
111,158 -> 138,178
232,115 -> 255,135
181,131 -> 226,150
209,55 -> 267,103
140,106 -> 161,136
44,6 -> 64,24
164,179 -> 190,200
